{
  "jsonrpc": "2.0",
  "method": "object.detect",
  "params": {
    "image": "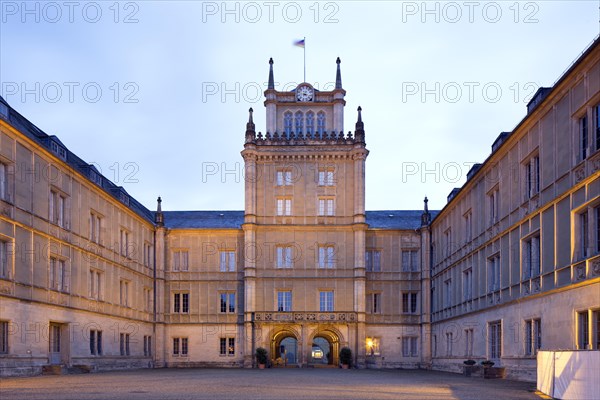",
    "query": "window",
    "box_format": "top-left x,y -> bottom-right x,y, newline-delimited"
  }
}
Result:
596,206 -> 600,253
49,189 -> 67,228
444,279 -> 452,308
119,229 -> 129,257
143,287 -> 152,312
368,293 -> 381,314
277,291 -> 292,312
464,211 -> 472,242
276,197 -> 292,216
89,212 -> 101,243
219,251 -> 235,272
306,111 -> 315,136
525,319 -> 541,356
578,310 -> 590,349
276,170 -> 293,186
319,291 -> 334,312
90,329 -> 102,355
524,155 -> 540,198
0,162 -> 7,201
318,197 -> 335,216
316,111 -> 326,136
119,280 -> 129,307
89,269 -> 102,300
580,211 -> 589,259
366,337 -> 380,356
219,292 -> 236,313
489,321 -> 502,359
580,114 -> 588,160
446,332 -> 453,356
318,245 -> 335,269
49,257 -> 68,292
444,229 -> 452,257
402,292 -> 417,314
595,104 -> 600,151
465,329 -> 474,357
220,337 -> 235,356
463,268 -> 473,301
365,250 -> 381,272
172,250 -> 189,271
283,112 -> 293,136
144,335 -> 152,357
173,292 -> 189,313
595,310 -> 600,350
120,333 -> 130,356
401,250 -> 418,272
523,235 -> 540,279
318,169 -> 334,186
489,187 -> 499,224
143,242 -> 153,268
173,337 -> 188,356
294,111 -> 303,135
488,255 -> 500,292
276,245 -> 293,268
0,240 -> 9,279
0,321 -> 8,354
402,337 -> 418,357
432,335 -> 437,358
